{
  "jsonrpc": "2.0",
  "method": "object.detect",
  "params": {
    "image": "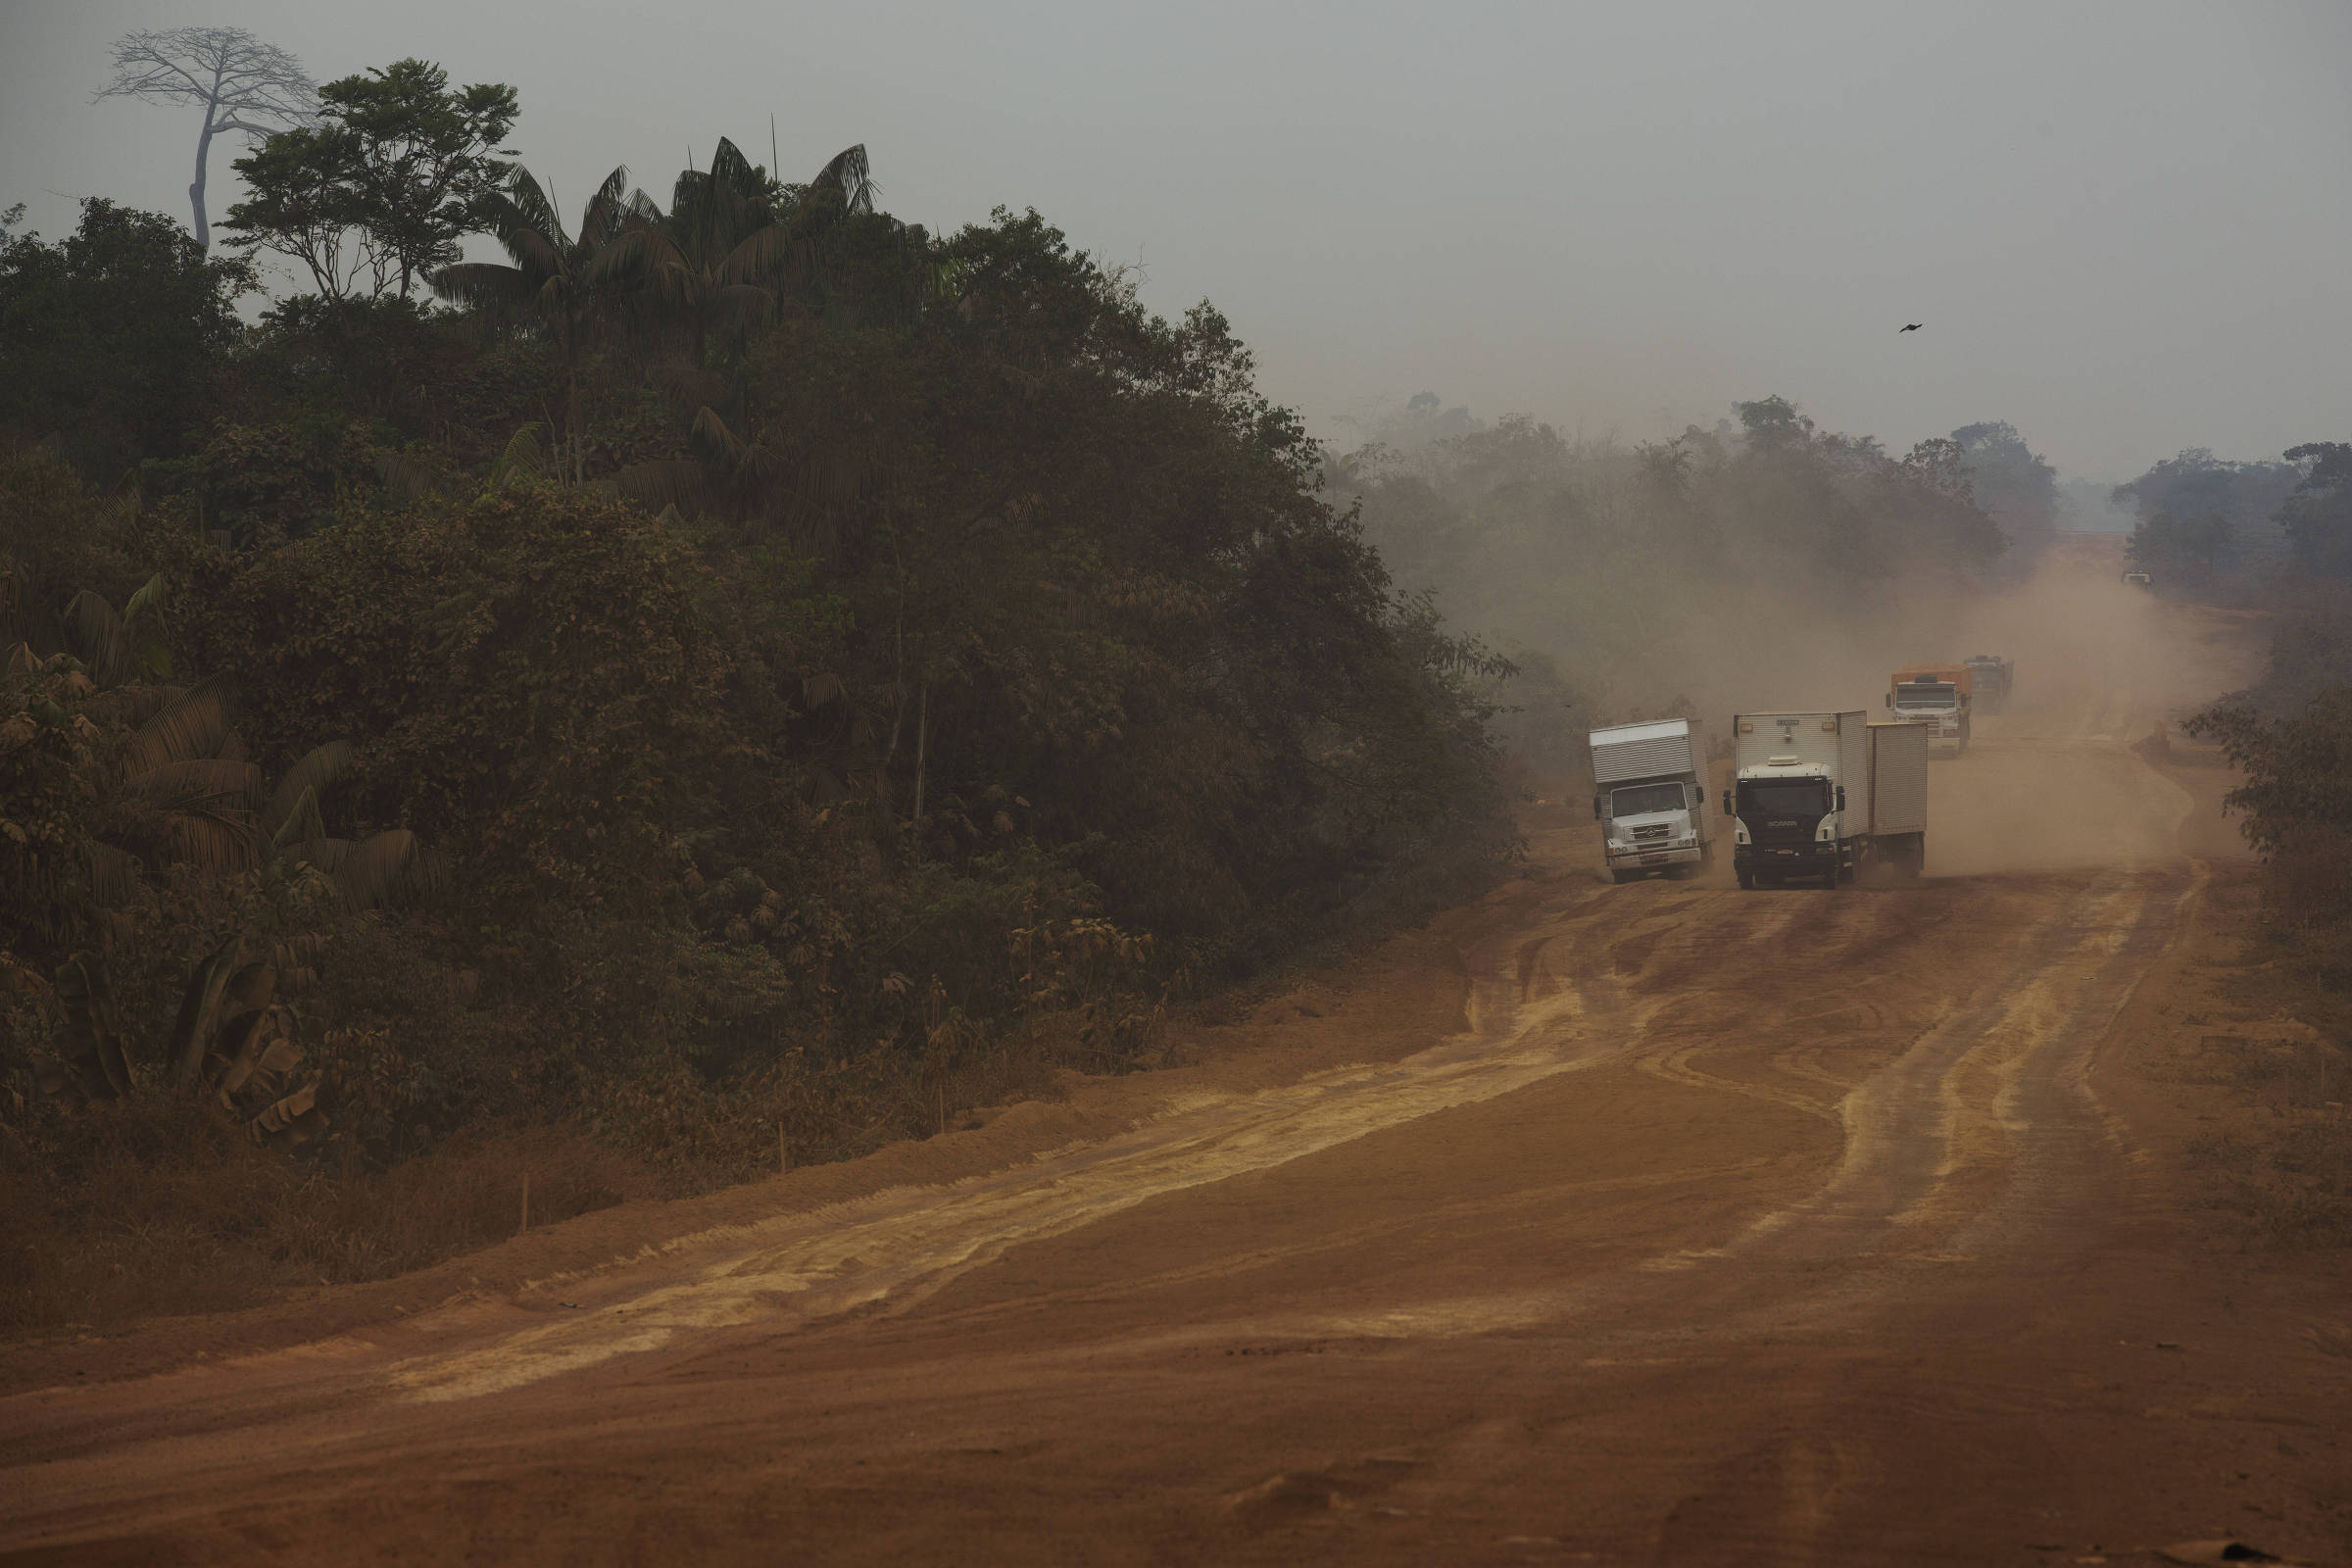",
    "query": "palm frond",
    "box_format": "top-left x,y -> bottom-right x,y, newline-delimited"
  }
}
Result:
488,423 -> 549,489
168,809 -> 260,872
716,223 -> 805,286
709,136 -> 760,193
812,143 -> 875,215
578,165 -> 635,245
83,842 -> 144,907
651,357 -> 728,414
122,573 -> 164,615
122,757 -> 265,810
290,836 -> 353,873
613,459 -> 709,516
501,166 -> 565,246
268,783 -> 326,855
213,1005 -> 279,1097
587,222 -> 683,290
296,827 -> 420,911
431,260 -> 534,314
171,934 -> 245,1086
248,1073 -> 325,1146
122,674 -> 234,776
376,450 -> 433,501
710,280 -> 779,331
264,739 -> 354,841
82,682 -> 182,729
57,952 -> 130,1098
64,589 -> 131,687
690,406 -> 751,463
506,226 -> 564,276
